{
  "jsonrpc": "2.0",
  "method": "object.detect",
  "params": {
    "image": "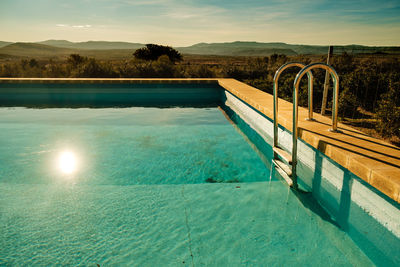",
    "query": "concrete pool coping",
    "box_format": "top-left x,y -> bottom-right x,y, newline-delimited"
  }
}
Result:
1,77 -> 399,203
